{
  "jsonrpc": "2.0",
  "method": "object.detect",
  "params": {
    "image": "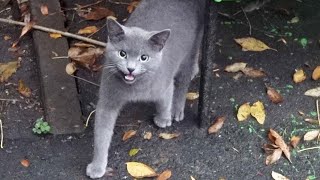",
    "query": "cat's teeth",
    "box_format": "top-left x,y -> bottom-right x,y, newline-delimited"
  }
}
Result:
124,74 -> 135,81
